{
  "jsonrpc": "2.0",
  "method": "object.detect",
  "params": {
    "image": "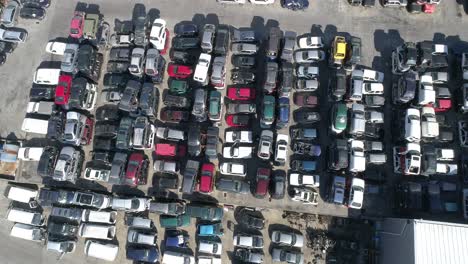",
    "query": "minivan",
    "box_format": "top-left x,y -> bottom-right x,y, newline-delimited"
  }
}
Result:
4,184 -> 38,204
79,223 -> 116,240
201,24 -> 216,53
214,25 -> 229,55
82,209 -> 117,224
21,118 -> 49,134
7,207 -> 45,226
10,223 -> 45,242
266,27 -> 282,60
